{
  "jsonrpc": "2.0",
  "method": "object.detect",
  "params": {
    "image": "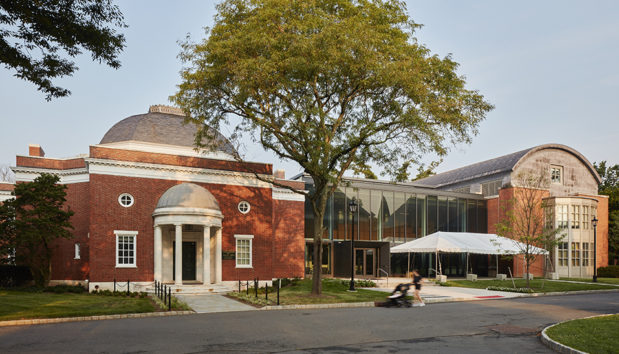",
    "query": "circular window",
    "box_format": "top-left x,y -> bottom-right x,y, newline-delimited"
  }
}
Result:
118,193 -> 134,208
238,201 -> 250,214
